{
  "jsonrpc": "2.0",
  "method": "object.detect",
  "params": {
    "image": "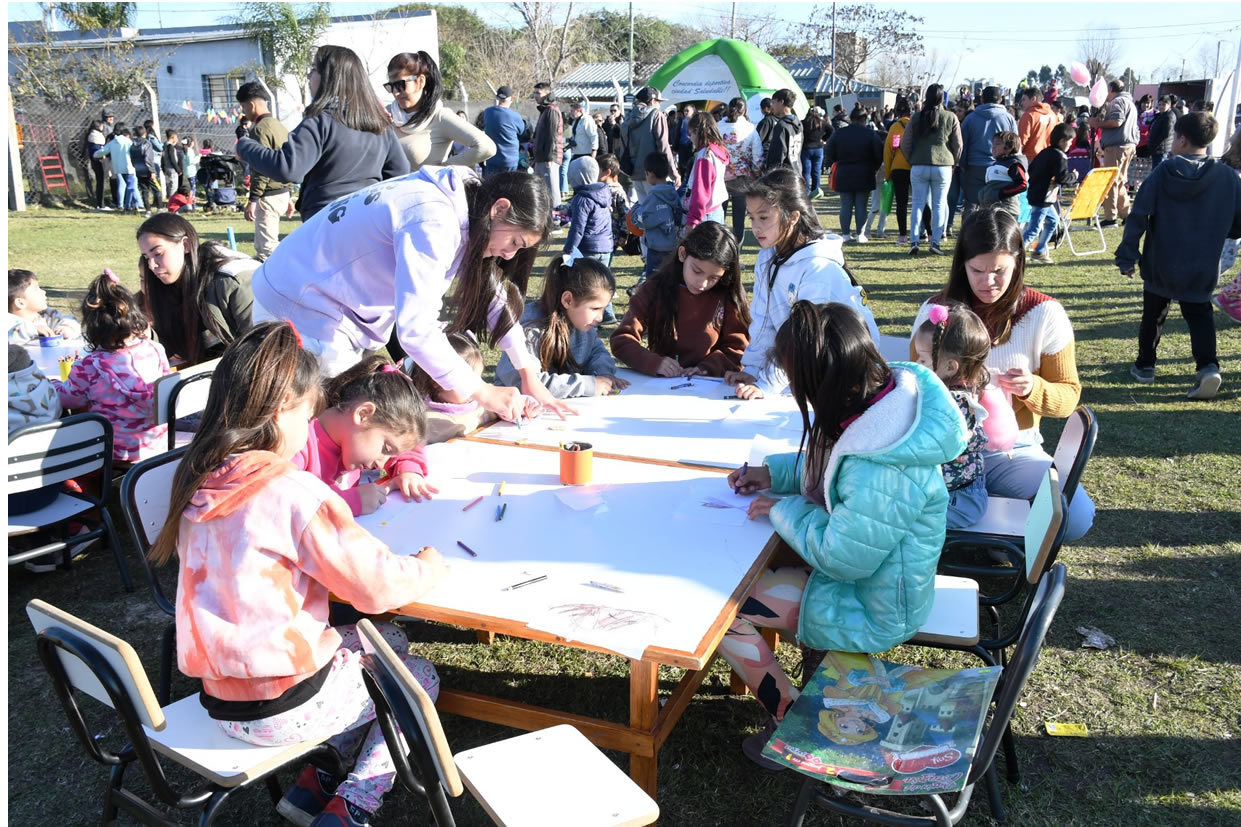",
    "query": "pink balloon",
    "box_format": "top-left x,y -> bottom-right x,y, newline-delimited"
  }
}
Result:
1089,78 -> 1107,107
1070,61 -> 1090,85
